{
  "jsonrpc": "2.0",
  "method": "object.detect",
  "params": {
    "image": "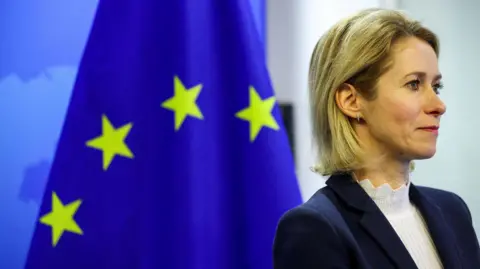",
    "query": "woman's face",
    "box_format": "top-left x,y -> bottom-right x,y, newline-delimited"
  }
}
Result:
361,36 -> 446,161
